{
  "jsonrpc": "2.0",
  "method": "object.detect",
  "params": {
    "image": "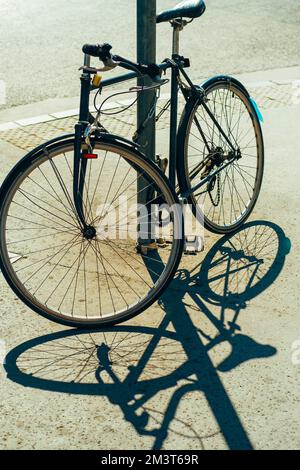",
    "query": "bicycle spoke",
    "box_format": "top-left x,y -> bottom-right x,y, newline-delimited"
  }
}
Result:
2,140 -> 180,324
185,82 -> 262,229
